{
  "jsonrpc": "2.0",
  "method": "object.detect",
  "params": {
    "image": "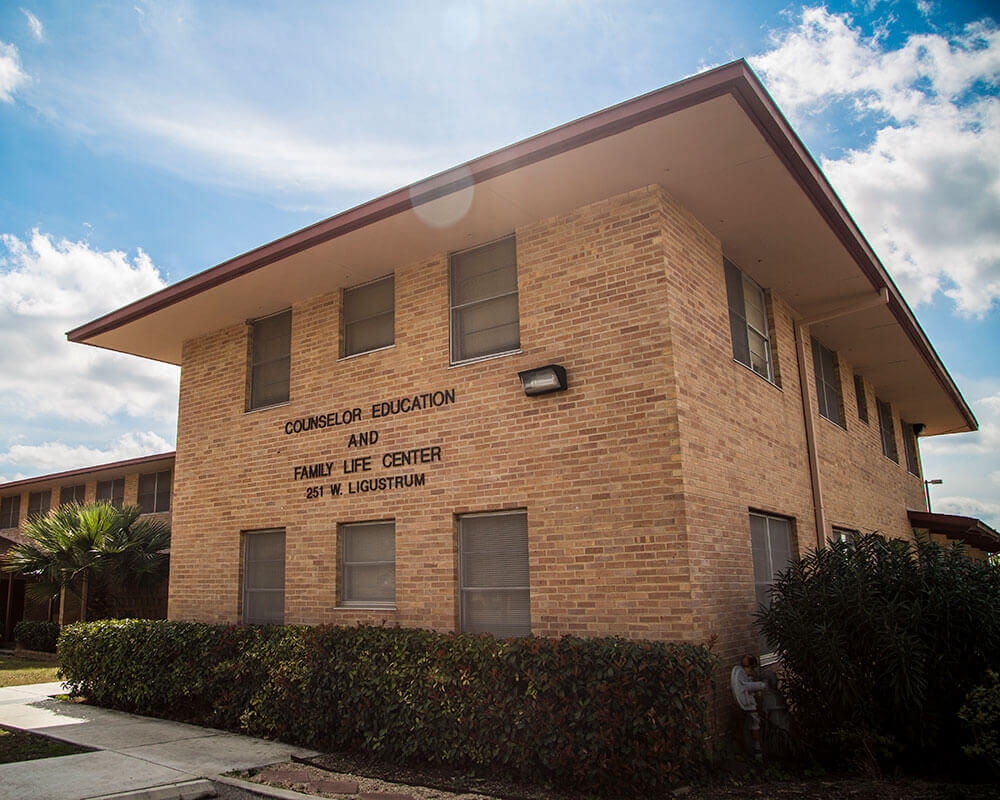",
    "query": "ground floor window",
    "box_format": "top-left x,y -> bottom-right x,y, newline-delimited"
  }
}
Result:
750,511 -> 794,657
242,529 -> 285,625
459,510 -> 530,637
340,520 -> 395,607
832,526 -> 859,543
